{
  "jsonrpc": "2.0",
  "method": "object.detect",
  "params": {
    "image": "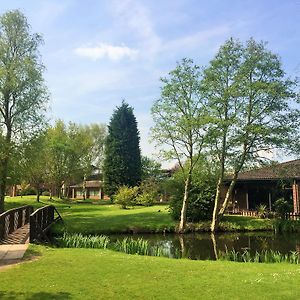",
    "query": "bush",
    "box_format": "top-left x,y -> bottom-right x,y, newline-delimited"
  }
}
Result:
136,191 -> 156,206
136,178 -> 160,206
167,158 -> 216,222
42,190 -> 50,196
274,198 -> 292,219
257,204 -> 267,219
18,186 -> 37,196
114,186 -> 139,209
